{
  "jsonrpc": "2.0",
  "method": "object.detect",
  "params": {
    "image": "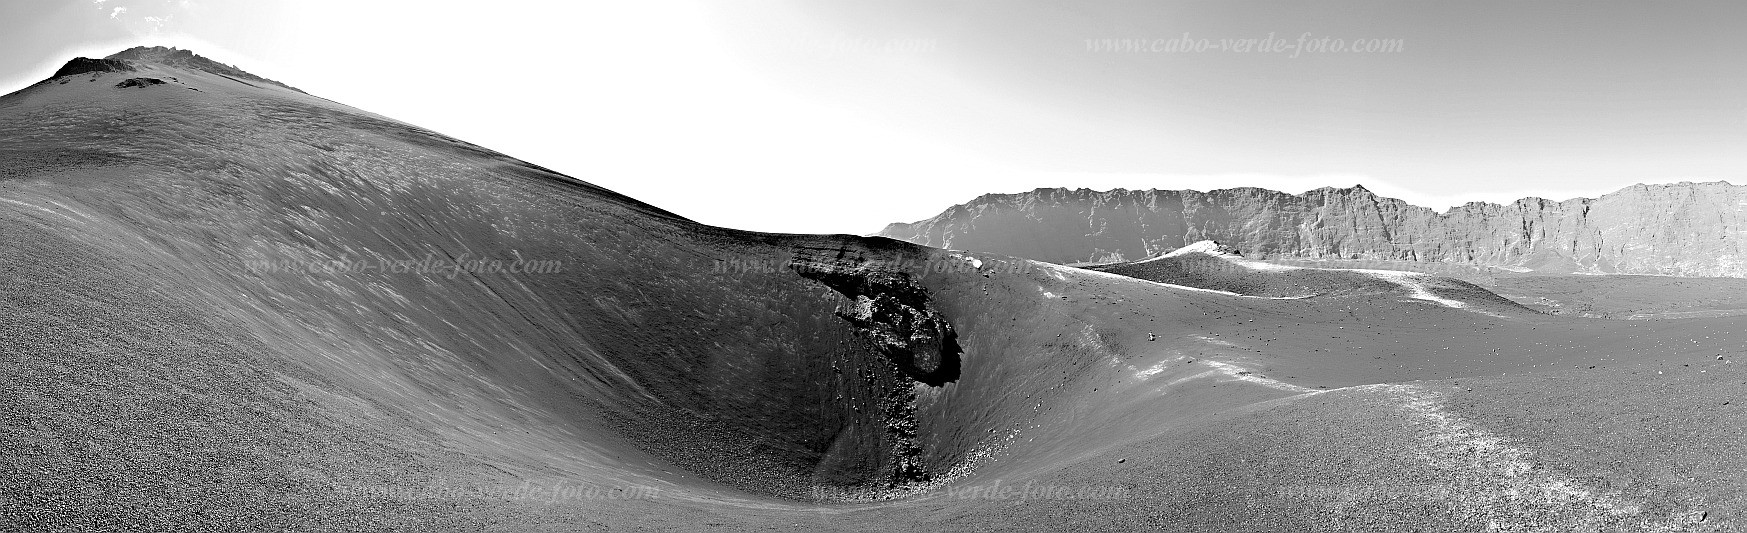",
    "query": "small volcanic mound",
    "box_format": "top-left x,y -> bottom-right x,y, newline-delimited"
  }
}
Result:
1091,240 -> 1395,298
51,57 -> 135,78
1091,240 -> 1533,313
114,77 -> 168,89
